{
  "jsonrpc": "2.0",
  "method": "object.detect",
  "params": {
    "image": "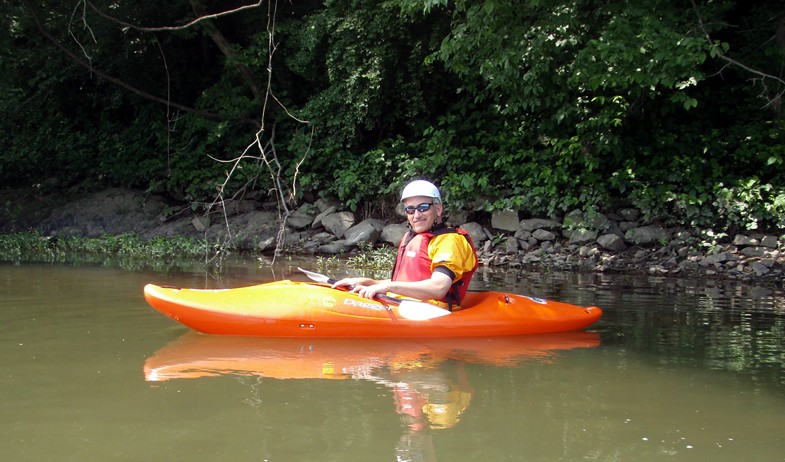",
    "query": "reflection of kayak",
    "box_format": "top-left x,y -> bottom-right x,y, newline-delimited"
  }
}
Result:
143,280 -> 602,338
143,331 -> 601,382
